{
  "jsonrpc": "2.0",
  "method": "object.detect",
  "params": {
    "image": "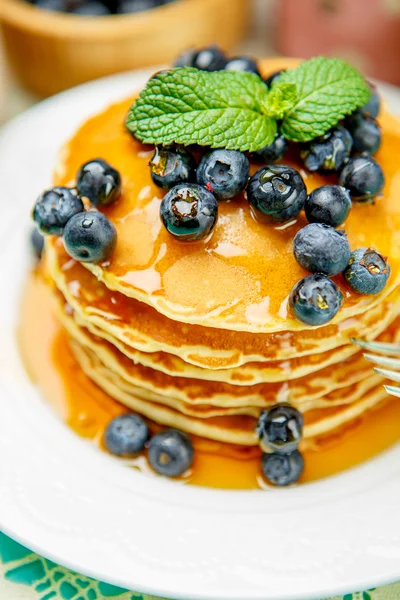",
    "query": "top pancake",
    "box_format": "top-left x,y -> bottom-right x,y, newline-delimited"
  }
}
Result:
53,58 -> 400,333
